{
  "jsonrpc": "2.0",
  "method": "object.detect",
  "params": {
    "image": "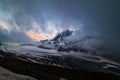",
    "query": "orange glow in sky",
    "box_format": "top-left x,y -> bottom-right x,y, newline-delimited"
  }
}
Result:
26,31 -> 46,41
